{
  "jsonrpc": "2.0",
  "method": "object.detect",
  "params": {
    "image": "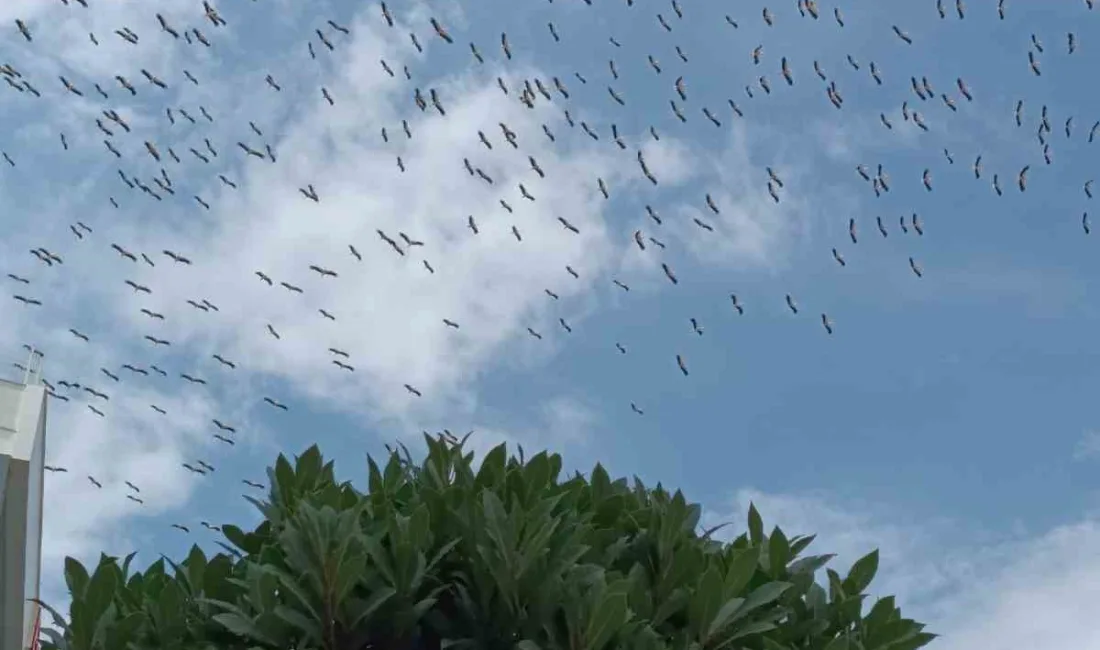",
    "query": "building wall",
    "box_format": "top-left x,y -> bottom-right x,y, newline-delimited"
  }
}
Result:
0,378 -> 46,650
23,419 -> 43,646
0,386 -> 20,433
